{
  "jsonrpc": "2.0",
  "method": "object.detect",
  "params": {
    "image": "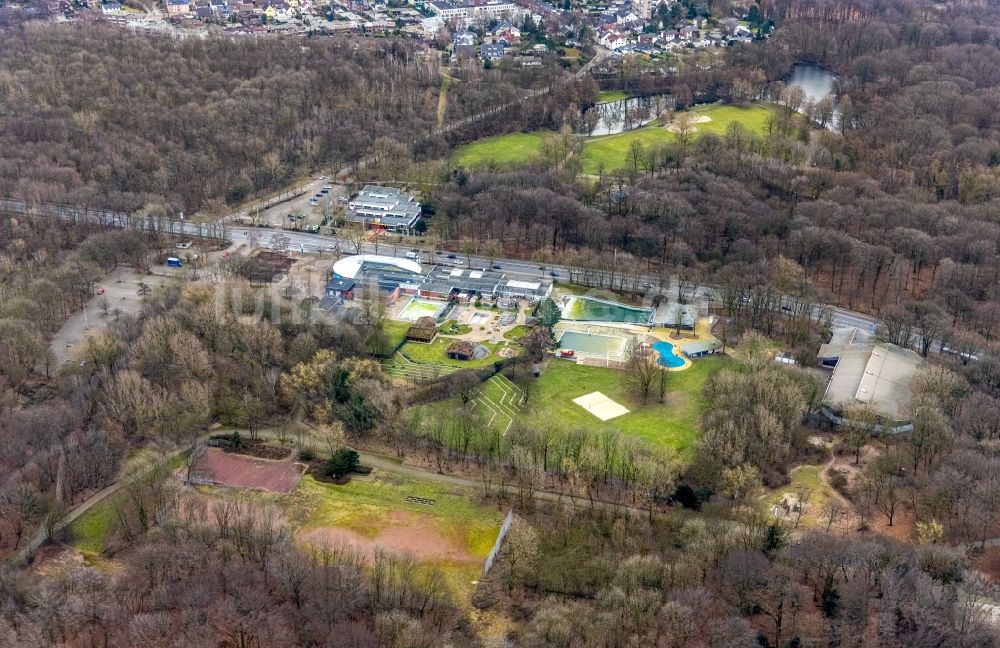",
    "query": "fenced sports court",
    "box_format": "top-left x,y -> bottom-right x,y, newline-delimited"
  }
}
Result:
397,297 -> 446,321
